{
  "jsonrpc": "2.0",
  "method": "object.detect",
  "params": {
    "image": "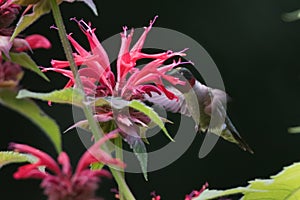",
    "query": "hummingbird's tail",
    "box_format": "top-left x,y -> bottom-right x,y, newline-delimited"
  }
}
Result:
224,117 -> 254,154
